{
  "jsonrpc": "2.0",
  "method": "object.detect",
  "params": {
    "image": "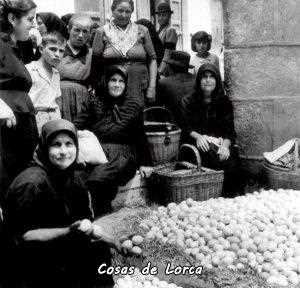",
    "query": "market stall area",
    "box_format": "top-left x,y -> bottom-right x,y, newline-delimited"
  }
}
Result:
94,189 -> 300,288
